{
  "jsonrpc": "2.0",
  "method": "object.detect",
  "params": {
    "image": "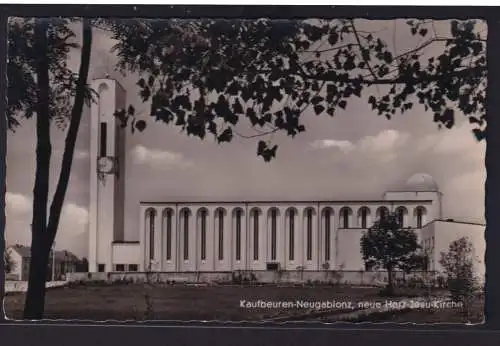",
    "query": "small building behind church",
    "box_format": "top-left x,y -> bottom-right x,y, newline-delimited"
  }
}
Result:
6,244 -> 80,281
